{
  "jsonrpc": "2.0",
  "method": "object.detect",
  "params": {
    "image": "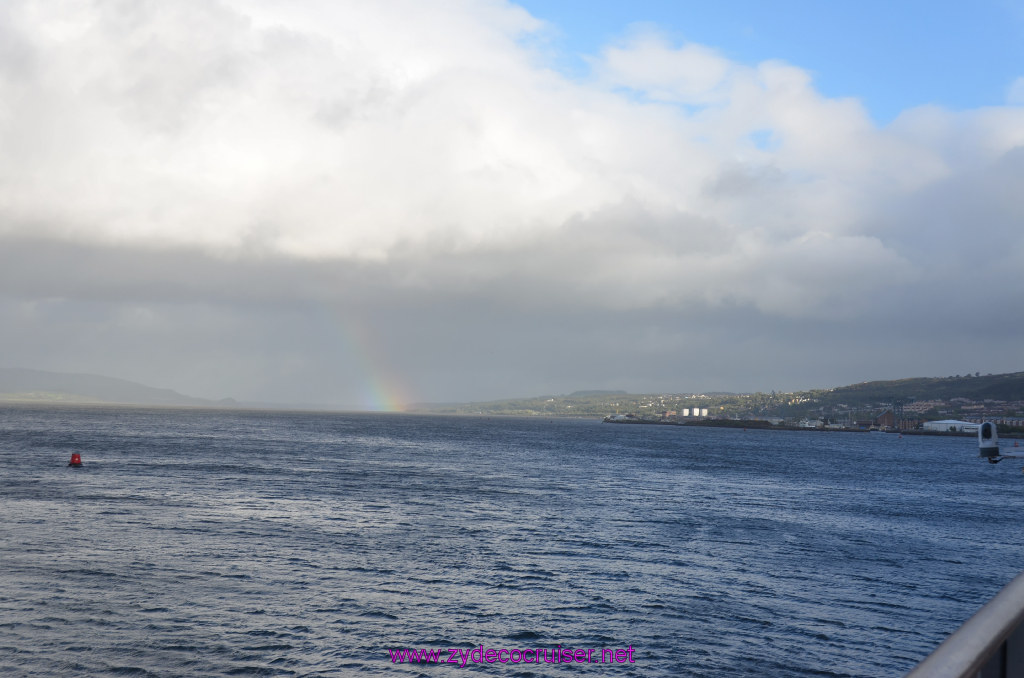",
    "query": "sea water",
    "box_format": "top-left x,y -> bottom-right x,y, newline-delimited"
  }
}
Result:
1,405 -> 1022,676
